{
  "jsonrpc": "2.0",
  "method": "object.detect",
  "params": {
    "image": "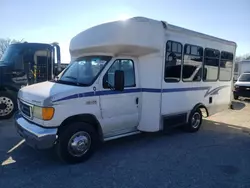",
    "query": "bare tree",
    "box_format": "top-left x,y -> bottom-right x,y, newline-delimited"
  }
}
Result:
0,38 -> 23,59
235,53 -> 250,62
